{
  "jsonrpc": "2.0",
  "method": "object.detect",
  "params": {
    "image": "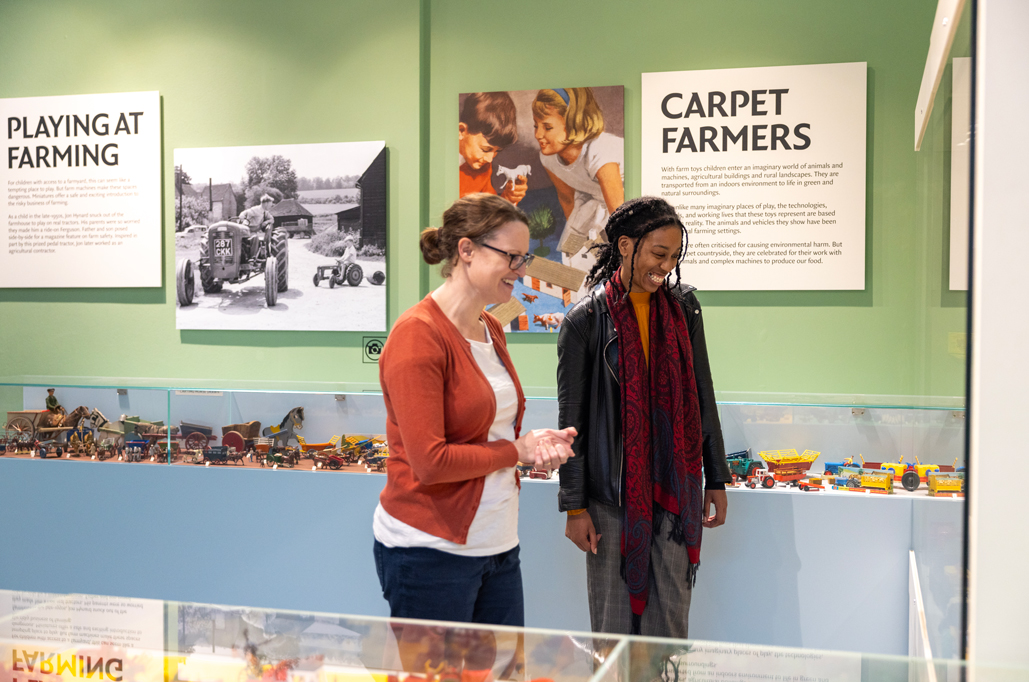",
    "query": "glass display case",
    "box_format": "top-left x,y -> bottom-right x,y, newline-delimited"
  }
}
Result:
1,382 -> 966,495
0,381 -> 966,659
0,587 -> 1015,682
